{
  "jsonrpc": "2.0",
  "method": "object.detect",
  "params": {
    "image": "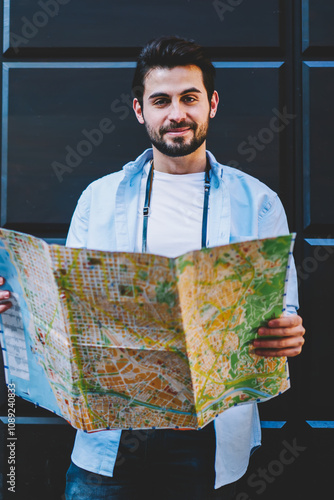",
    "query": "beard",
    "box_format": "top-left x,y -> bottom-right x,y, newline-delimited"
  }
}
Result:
143,115 -> 210,158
